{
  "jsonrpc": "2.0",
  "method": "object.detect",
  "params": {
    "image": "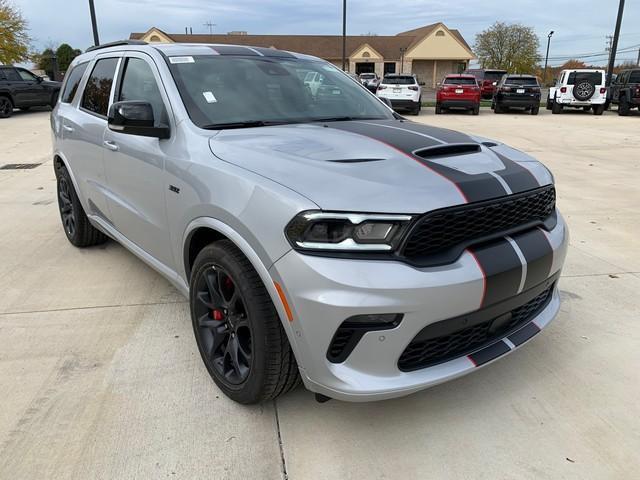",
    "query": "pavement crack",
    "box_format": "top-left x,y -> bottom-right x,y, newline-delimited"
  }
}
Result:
273,399 -> 289,480
0,300 -> 188,317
